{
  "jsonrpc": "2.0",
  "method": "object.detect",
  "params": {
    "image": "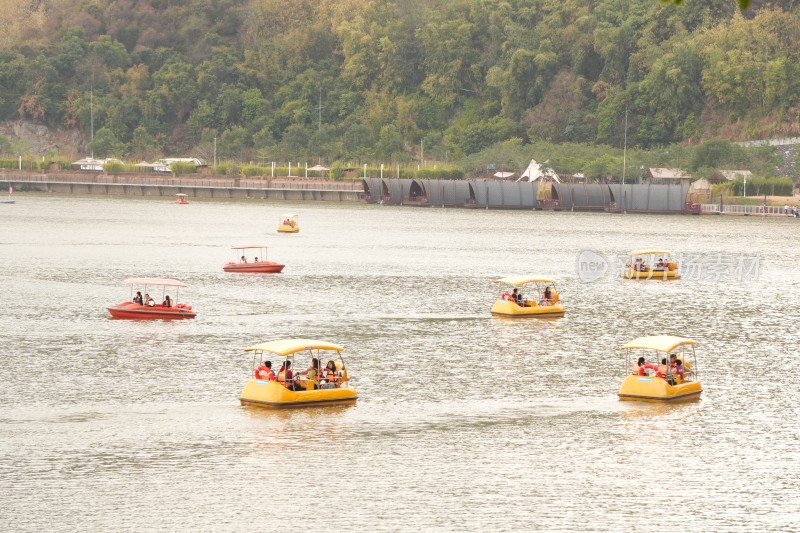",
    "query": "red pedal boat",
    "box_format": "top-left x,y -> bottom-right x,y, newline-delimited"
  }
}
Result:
223,245 -> 285,273
108,278 -> 196,319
